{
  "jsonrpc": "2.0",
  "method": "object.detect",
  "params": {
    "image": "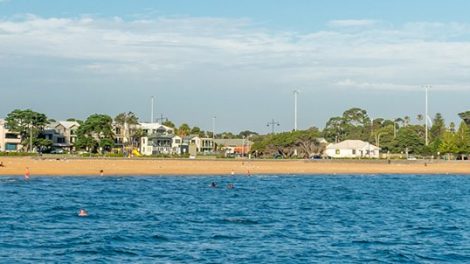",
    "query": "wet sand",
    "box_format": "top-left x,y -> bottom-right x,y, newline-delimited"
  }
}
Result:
0,157 -> 469,176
